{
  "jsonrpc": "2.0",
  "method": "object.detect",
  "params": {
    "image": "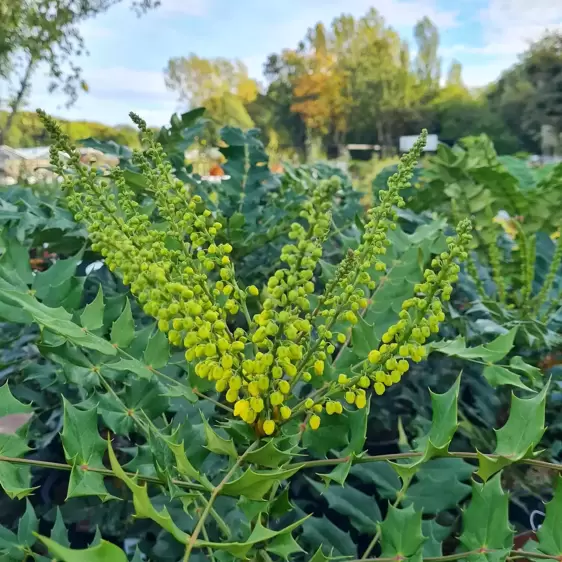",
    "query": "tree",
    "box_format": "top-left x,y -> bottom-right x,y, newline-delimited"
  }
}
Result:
0,0 -> 159,145
446,59 -> 463,87
414,16 -> 441,95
